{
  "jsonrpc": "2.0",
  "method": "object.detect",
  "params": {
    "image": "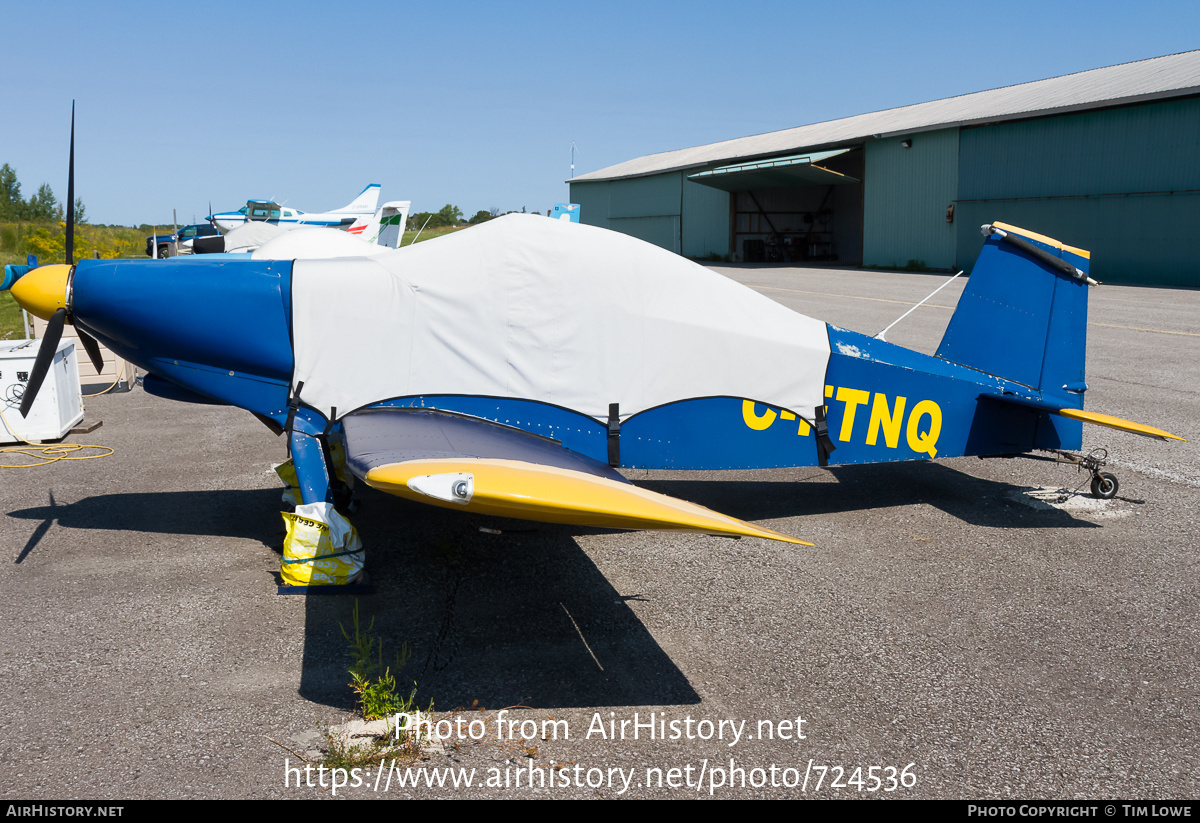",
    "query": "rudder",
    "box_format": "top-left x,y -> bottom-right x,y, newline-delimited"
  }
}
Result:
936,222 -> 1093,407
